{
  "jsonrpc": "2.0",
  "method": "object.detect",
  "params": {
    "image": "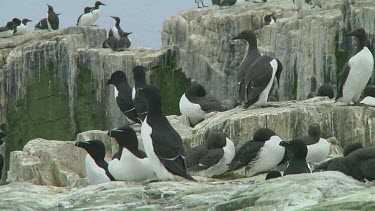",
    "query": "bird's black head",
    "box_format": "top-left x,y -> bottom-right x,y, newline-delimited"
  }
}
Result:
107,126 -> 139,151
107,71 -> 127,85
83,7 -> 93,14
132,65 -> 147,82
347,27 -> 367,47
232,29 -> 258,47
263,14 -> 273,22
137,85 -> 162,112
207,132 -> 226,149
47,4 -> 54,12
6,21 -> 16,30
185,84 -> 206,97
317,84 -> 334,99
12,18 -> 22,26
95,1 -> 106,7
253,128 -> 276,142
22,19 -> 32,25
265,170 -> 282,180
279,139 -> 308,158
363,85 -> 375,98
308,123 -> 321,138
343,143 -> 363,157
75,140 -> 106,160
